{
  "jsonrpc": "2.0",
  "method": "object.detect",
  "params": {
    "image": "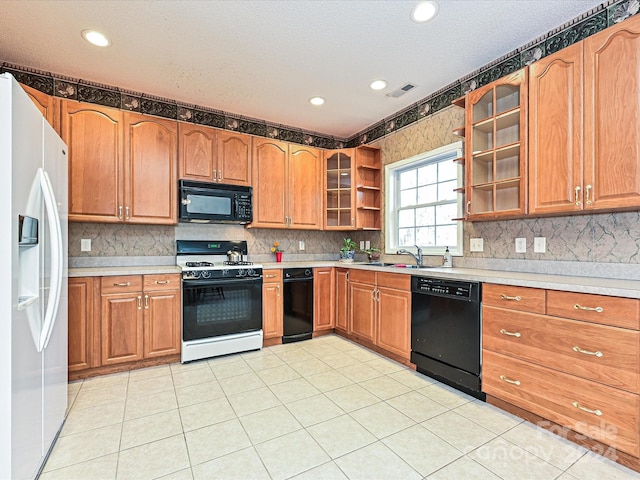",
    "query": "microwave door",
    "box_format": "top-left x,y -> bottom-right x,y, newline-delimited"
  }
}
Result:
184,191 -> 233,221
